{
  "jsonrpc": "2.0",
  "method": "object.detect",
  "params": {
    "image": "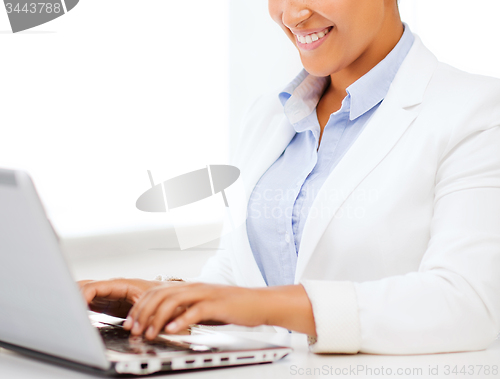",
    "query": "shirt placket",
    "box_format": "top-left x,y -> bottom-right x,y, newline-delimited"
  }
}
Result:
289,114 -> 321,257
